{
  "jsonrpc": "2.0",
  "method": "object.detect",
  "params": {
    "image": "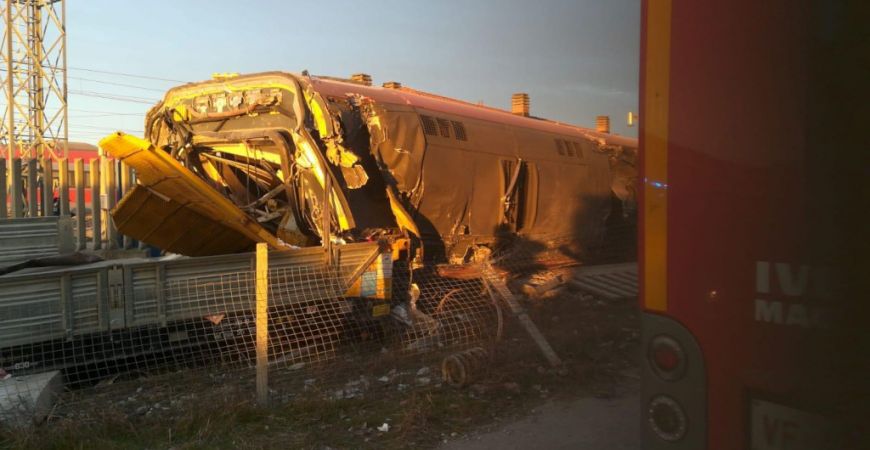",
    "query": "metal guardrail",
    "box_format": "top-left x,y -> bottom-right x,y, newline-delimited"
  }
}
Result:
0,216 -> 75,267
0,242 -> 382,350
